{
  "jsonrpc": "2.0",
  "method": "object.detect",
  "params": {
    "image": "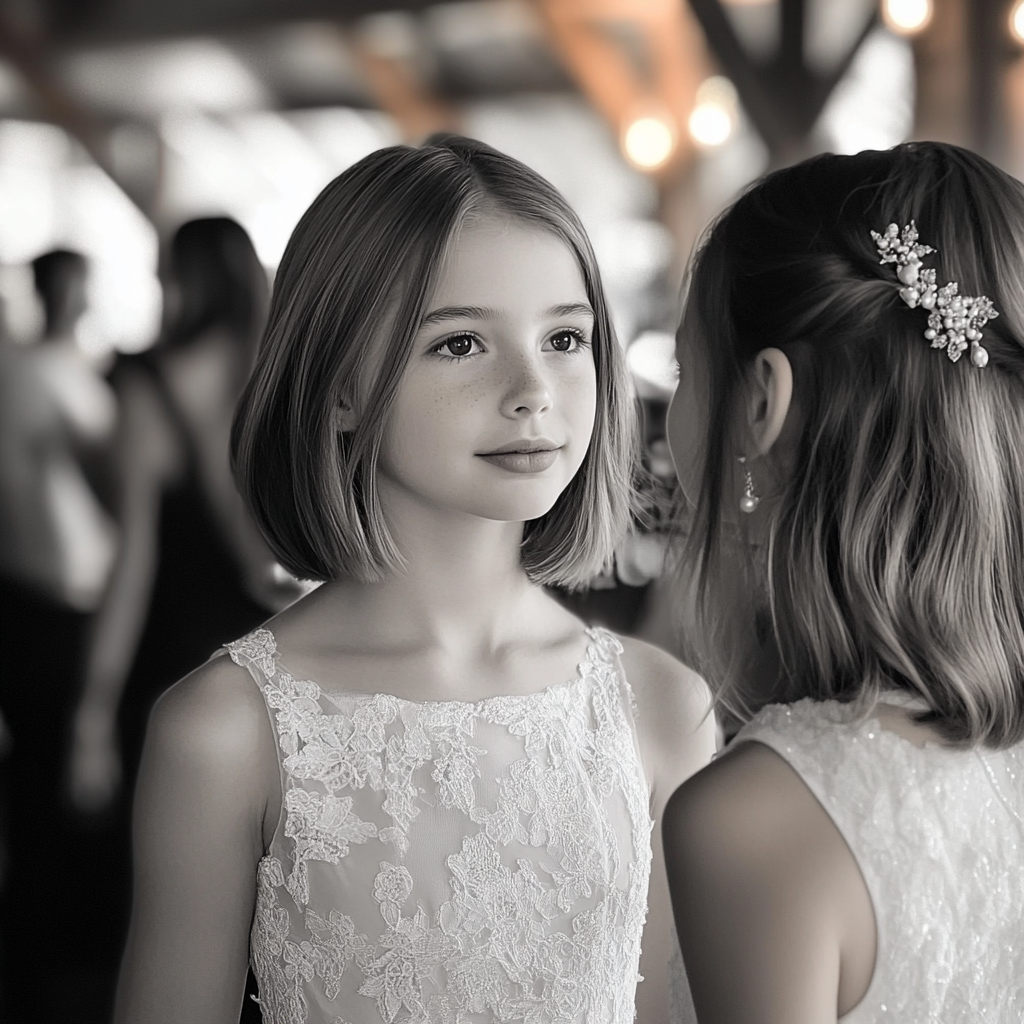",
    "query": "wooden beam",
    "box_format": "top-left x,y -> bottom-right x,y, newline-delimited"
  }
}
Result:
688,0 -> 877,162
644,1 -> 705,160
536,0 -> 707,172
536,0 -> 646,131
342,24 -> 457,144
687,0 -> 788,148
